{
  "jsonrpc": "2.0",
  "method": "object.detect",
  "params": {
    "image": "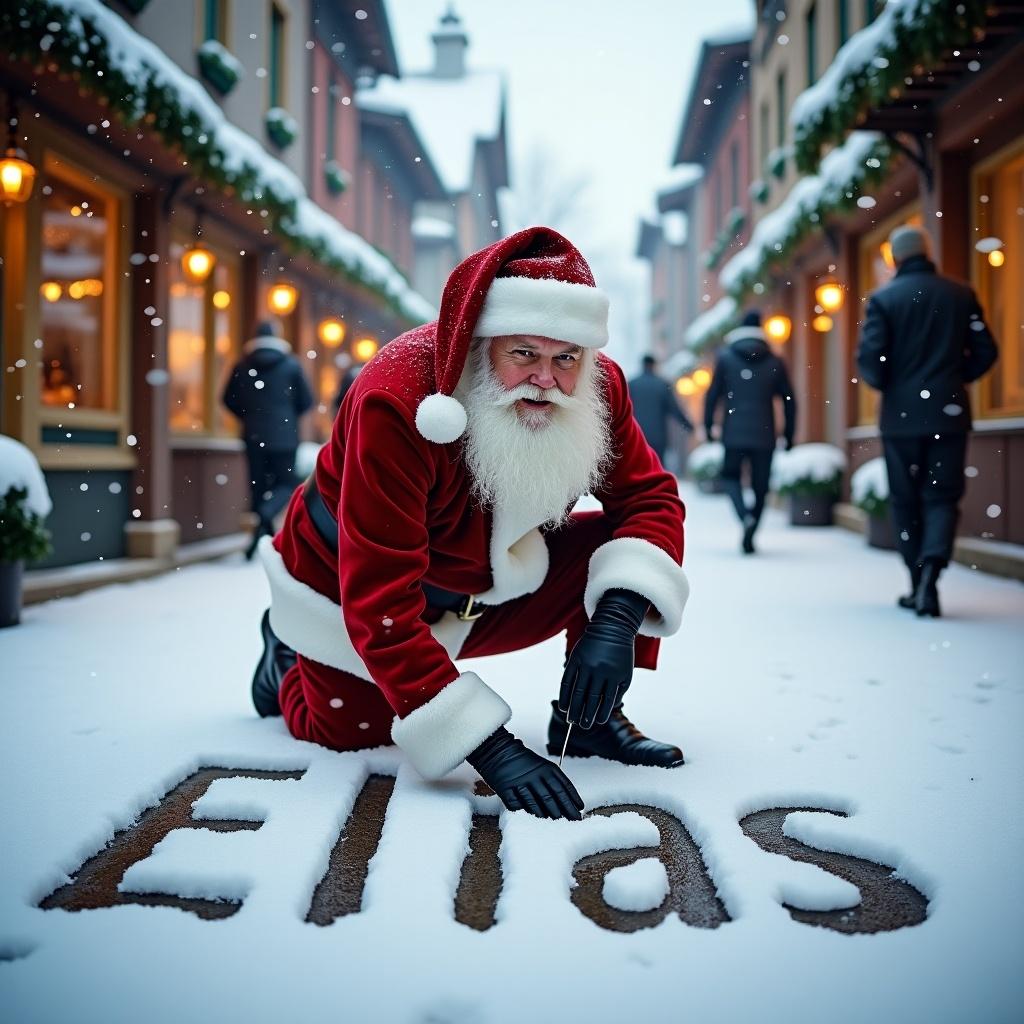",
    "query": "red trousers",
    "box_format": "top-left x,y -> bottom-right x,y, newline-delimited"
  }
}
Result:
279,512 -> 661,752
